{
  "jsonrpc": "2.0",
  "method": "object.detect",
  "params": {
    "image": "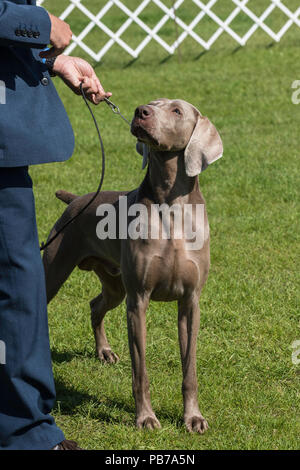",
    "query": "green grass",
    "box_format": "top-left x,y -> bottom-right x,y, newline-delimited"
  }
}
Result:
31,0 -> 300,449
